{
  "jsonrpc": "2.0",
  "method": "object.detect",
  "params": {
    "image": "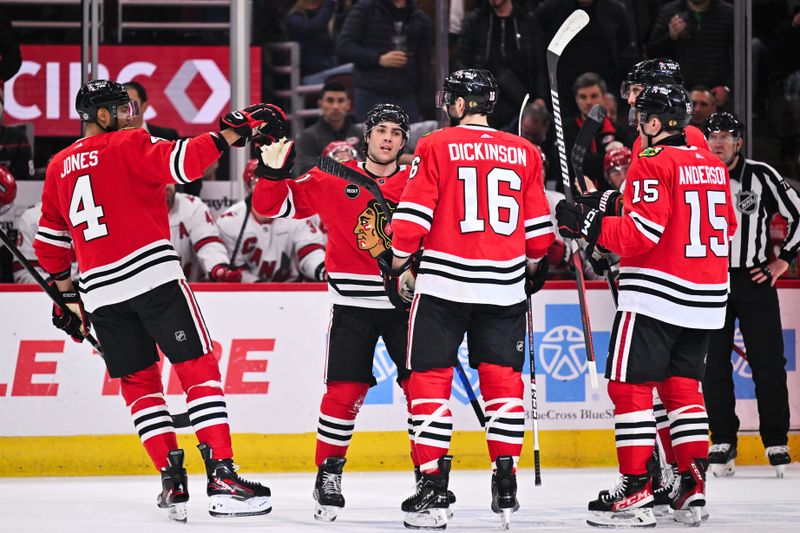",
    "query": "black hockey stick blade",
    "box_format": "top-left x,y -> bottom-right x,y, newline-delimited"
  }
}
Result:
317,156 -> 393,224
172,411 -> 192,428
571,104 -> 606,195
0,226 -> 104,354
455,362 -> 485,427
